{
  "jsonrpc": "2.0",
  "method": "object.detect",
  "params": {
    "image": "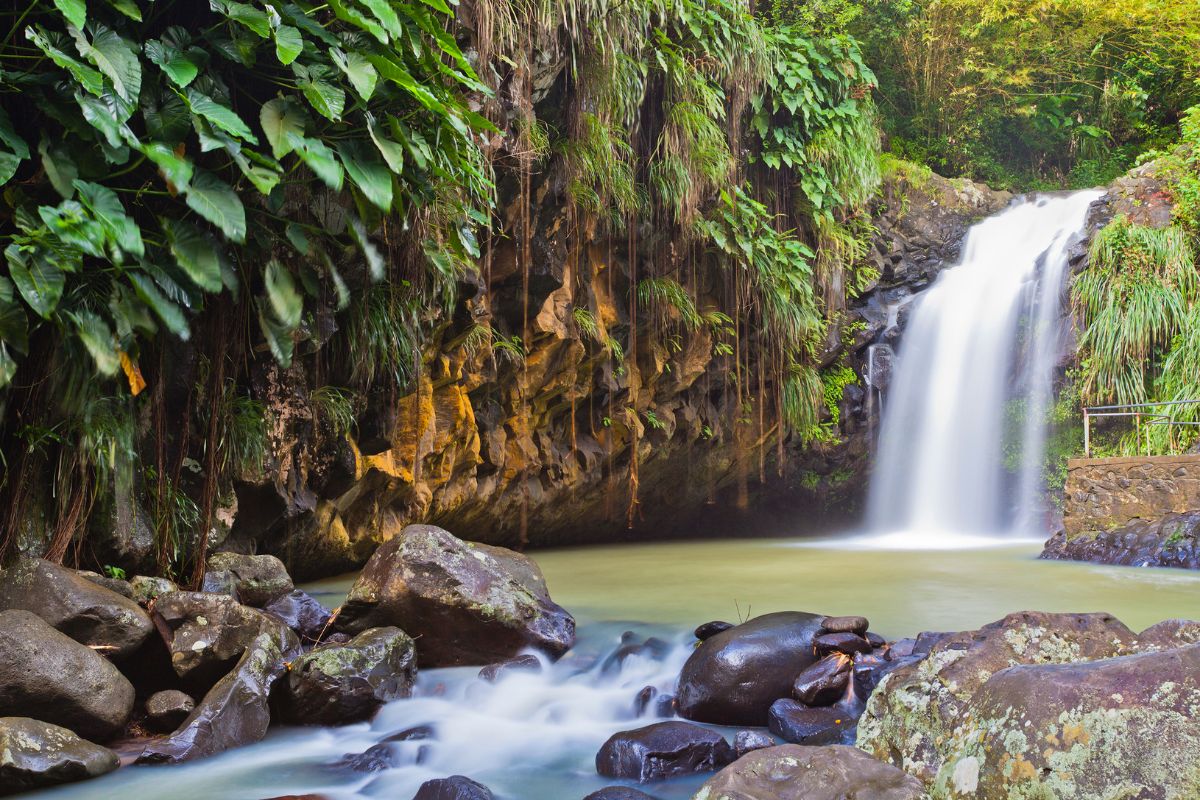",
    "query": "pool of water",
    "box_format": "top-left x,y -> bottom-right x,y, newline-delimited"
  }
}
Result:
34,533 -> 1200,800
